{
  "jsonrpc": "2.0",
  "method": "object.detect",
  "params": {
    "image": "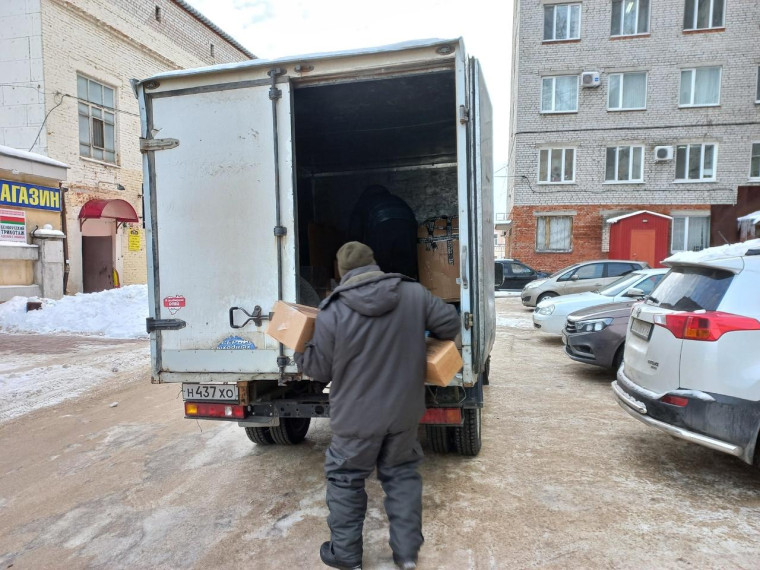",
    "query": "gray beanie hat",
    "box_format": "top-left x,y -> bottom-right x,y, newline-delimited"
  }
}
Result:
337,242 -> 376,277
